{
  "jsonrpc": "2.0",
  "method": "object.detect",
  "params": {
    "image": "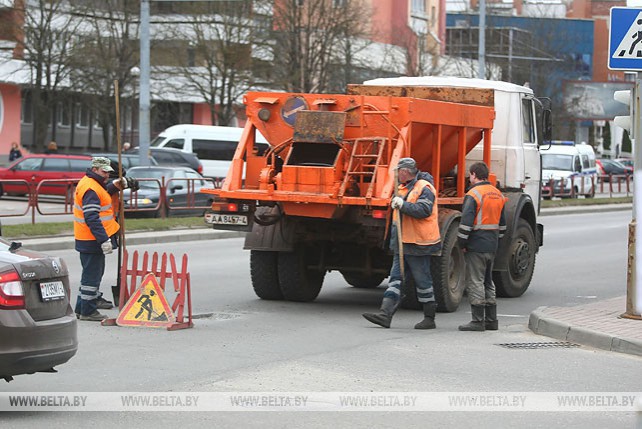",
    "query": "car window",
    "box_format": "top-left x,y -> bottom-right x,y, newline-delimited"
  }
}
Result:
42,158 -> 70,172
151,151 -> 172,163
14,158 -> 43,171
581,155 -> 589,169
192,139 -> 237,161
164,139 -> 185,150
185,170 -> 205,186
70,159 -> 90,172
